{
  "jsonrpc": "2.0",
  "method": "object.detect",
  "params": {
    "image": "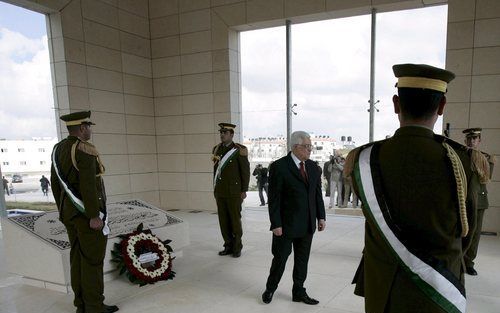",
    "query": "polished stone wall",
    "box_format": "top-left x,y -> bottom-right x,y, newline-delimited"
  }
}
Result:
5,0 -> 500,231
445,0 -> 500,232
